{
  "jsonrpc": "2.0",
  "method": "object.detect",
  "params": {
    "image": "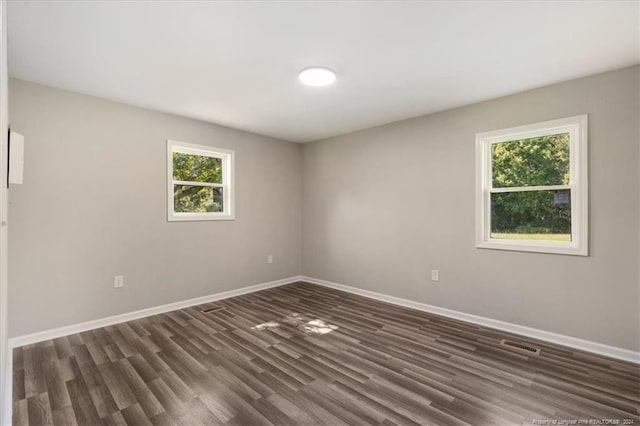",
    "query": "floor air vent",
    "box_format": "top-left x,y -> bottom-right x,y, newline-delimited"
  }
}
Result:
202,306 -> 226,314
500,339 -> 541,355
